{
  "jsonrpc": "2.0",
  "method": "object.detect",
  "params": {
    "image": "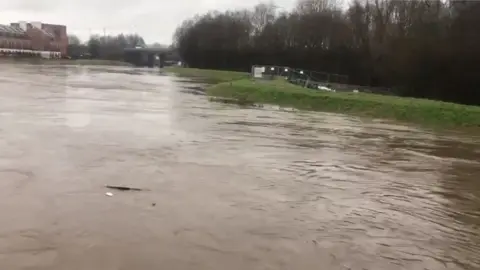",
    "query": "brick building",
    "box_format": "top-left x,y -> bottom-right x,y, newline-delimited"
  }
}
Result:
0,21 -> 67,58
